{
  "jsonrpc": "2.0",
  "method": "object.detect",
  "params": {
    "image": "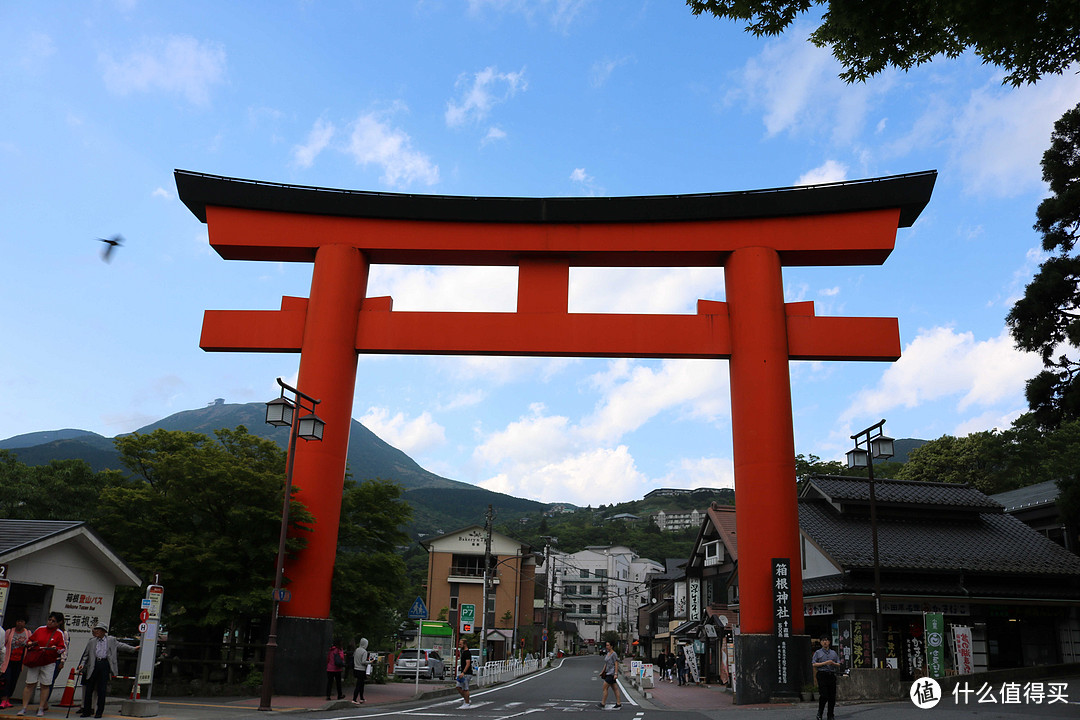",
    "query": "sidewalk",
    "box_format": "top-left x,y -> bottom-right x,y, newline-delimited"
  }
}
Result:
1,679 -> 458,718
623,672 -> 741,711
